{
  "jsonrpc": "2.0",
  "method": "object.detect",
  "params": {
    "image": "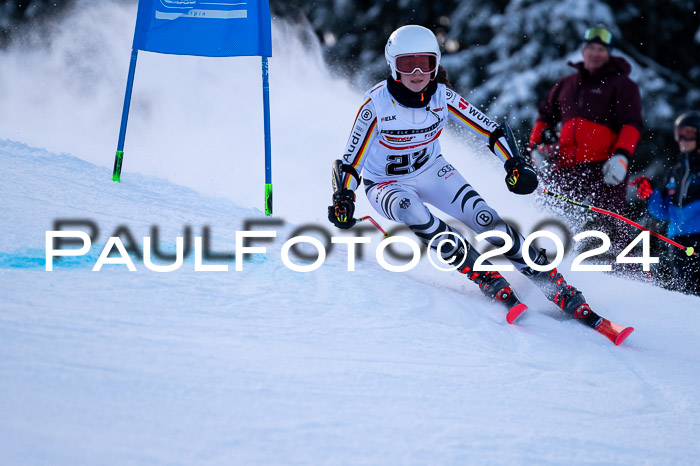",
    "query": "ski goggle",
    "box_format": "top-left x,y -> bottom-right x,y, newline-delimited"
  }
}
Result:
395,54 -> 437,75
675,126 -> 698,142
584,27 -> 613,46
